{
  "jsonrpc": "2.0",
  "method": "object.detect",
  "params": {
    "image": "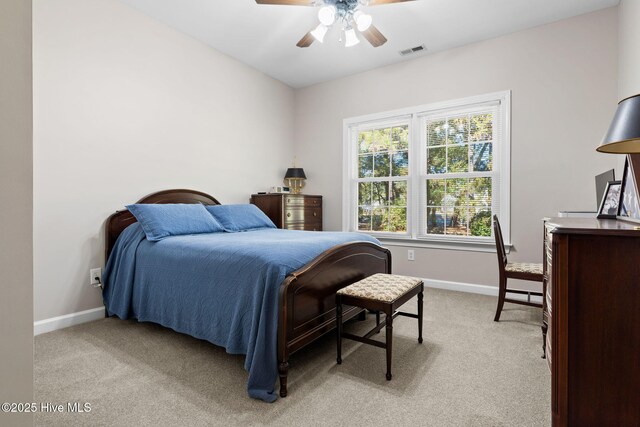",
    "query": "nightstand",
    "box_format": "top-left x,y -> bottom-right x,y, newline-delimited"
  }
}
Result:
250,194 -> 322,231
